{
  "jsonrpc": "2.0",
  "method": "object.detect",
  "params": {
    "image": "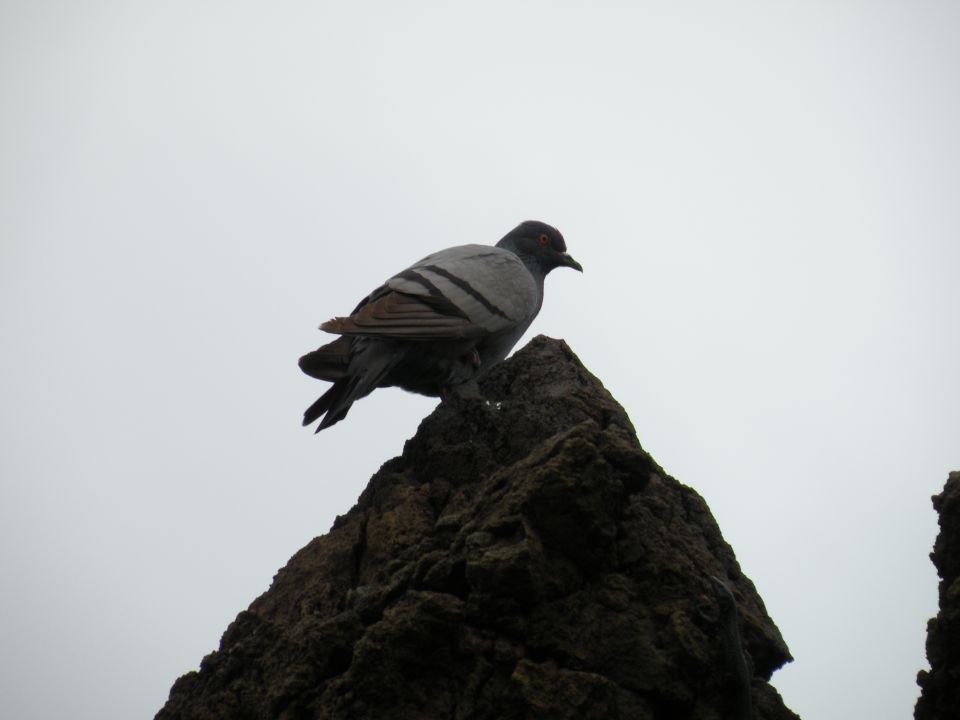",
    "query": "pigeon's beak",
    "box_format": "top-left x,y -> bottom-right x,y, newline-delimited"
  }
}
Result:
559,253 -> 583,272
